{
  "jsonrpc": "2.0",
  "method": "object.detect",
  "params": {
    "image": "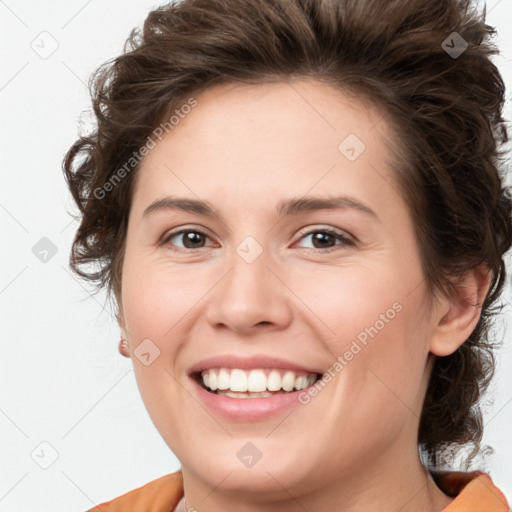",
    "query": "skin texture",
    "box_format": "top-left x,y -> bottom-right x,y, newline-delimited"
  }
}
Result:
117,79 -> 490,512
